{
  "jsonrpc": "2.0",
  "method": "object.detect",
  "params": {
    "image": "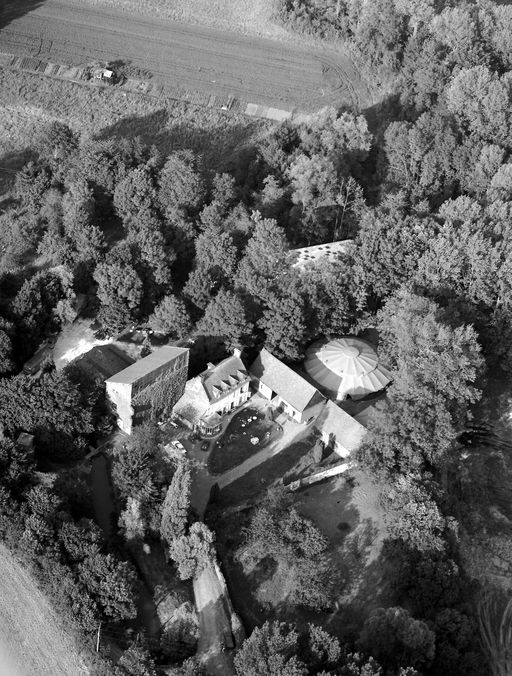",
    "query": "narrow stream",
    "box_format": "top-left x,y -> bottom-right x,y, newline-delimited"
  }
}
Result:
90,453 -> 161,642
